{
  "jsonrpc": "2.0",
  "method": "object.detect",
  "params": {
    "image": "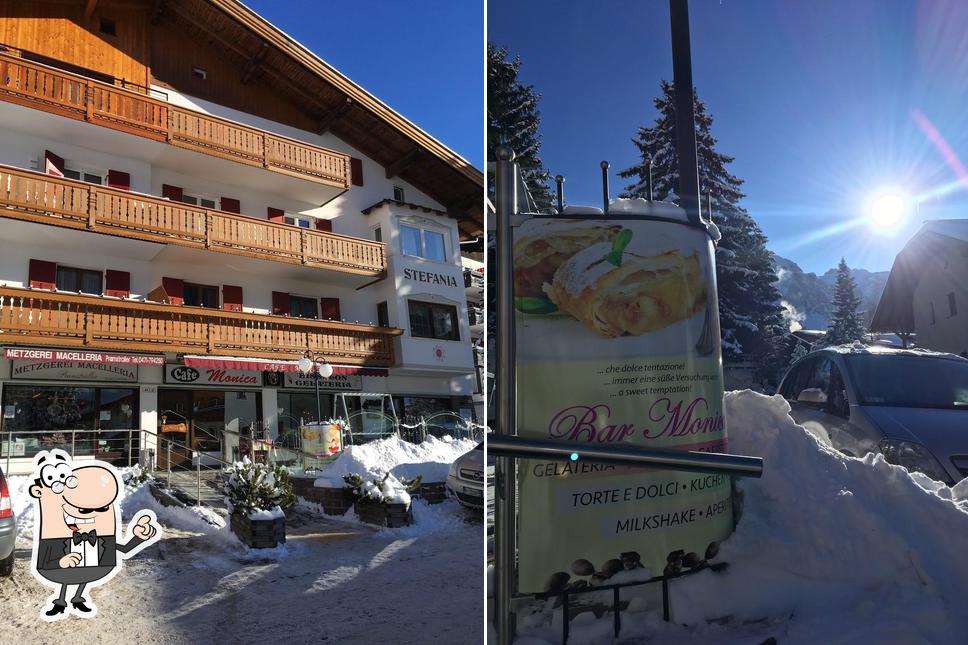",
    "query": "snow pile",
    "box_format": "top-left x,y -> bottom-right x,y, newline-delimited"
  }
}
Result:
313,434 -> 475,486
515,390 -> 968,644
247,507 -> 285,520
